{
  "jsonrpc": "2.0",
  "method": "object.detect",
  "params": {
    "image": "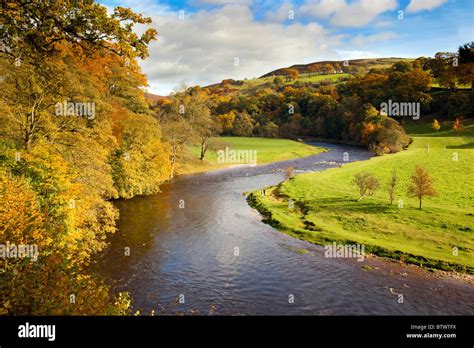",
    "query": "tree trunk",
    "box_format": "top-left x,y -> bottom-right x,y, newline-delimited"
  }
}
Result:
170,145 -> 176,178
24,130 -> 32,151
199,141 -> 207,160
